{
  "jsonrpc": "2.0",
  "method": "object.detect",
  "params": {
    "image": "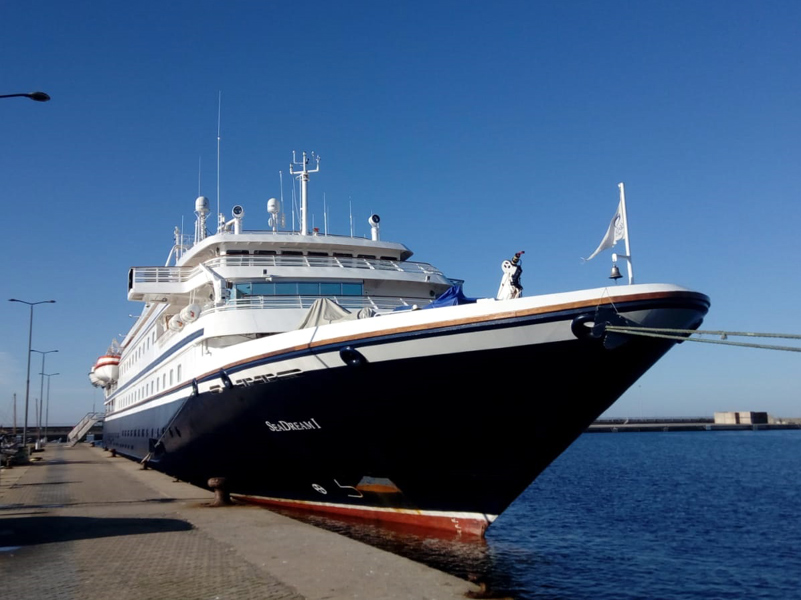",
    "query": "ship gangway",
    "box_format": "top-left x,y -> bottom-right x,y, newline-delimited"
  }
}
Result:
68,412 -> 105,446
